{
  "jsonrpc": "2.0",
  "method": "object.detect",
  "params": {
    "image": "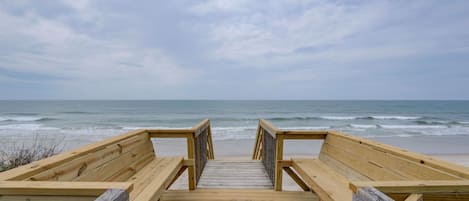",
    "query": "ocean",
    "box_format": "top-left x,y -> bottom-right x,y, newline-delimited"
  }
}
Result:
1,100 -> 469,154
